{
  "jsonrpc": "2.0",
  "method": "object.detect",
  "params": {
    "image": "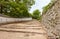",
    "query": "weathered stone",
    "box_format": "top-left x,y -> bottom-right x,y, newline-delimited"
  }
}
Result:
42,0 -> 60,39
